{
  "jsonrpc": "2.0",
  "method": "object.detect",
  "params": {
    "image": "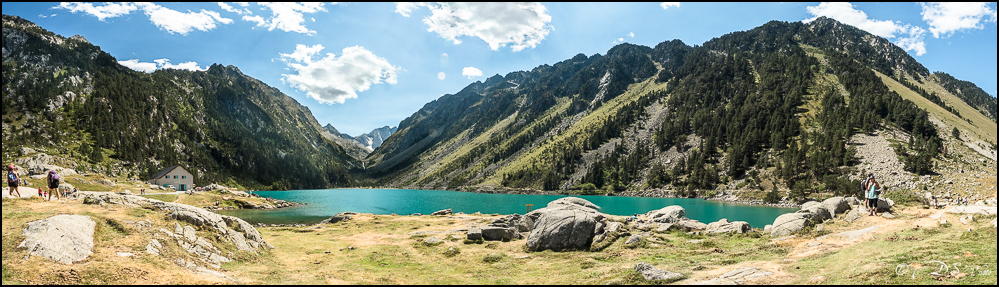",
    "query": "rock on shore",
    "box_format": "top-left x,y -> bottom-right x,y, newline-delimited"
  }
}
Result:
525,197 -> 606,251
